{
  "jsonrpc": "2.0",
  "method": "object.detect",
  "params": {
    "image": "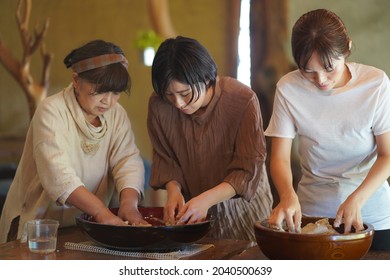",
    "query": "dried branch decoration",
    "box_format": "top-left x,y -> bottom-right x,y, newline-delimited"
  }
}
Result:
0,0 -> 52,120
147,0 -> 176,39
